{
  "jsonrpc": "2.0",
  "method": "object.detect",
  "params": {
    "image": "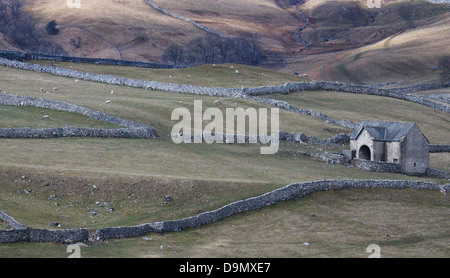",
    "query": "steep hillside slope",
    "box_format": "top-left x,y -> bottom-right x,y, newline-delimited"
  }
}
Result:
21,0 -> 205,61
281,13 -> 450,84
0,0 -> 445,85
